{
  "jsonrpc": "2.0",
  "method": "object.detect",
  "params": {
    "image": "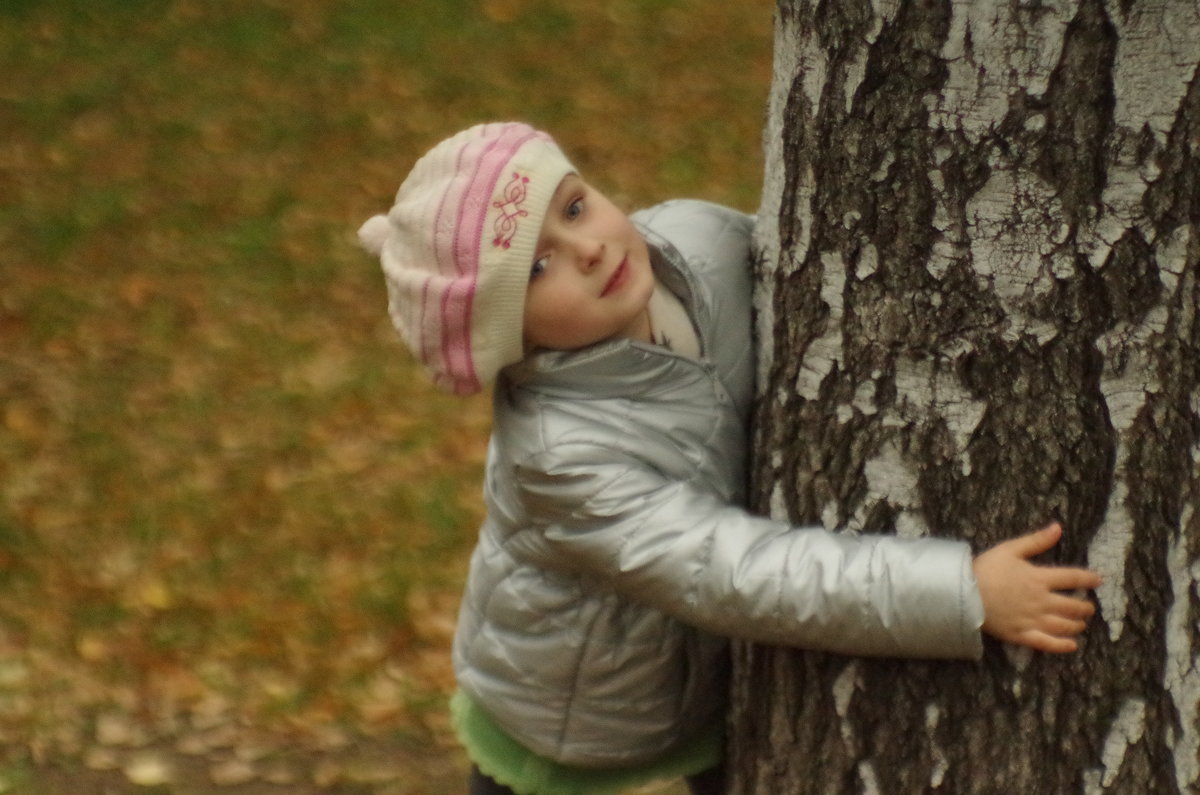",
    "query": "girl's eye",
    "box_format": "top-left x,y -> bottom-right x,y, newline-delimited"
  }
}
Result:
530,257 -> 548,280
565,198 -> 583,220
